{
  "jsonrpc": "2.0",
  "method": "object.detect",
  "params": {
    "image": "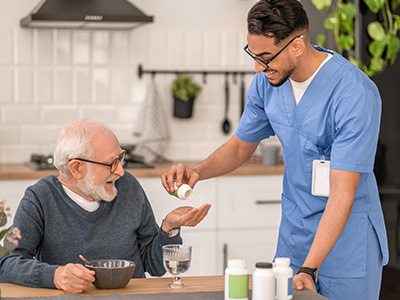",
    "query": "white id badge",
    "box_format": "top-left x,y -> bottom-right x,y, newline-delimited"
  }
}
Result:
311,160 -> 330,197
